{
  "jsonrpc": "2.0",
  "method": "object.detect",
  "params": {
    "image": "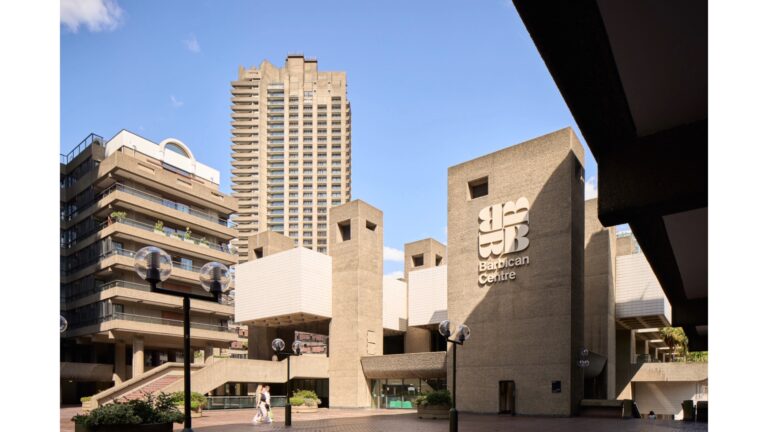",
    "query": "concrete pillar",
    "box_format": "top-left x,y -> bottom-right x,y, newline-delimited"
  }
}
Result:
132,336 -> 144,377
328,200 -> 383,408
248,325 -> 278,360
204,346 -> 214,362
114,342 -> 126,384
403,239 -> 447,354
